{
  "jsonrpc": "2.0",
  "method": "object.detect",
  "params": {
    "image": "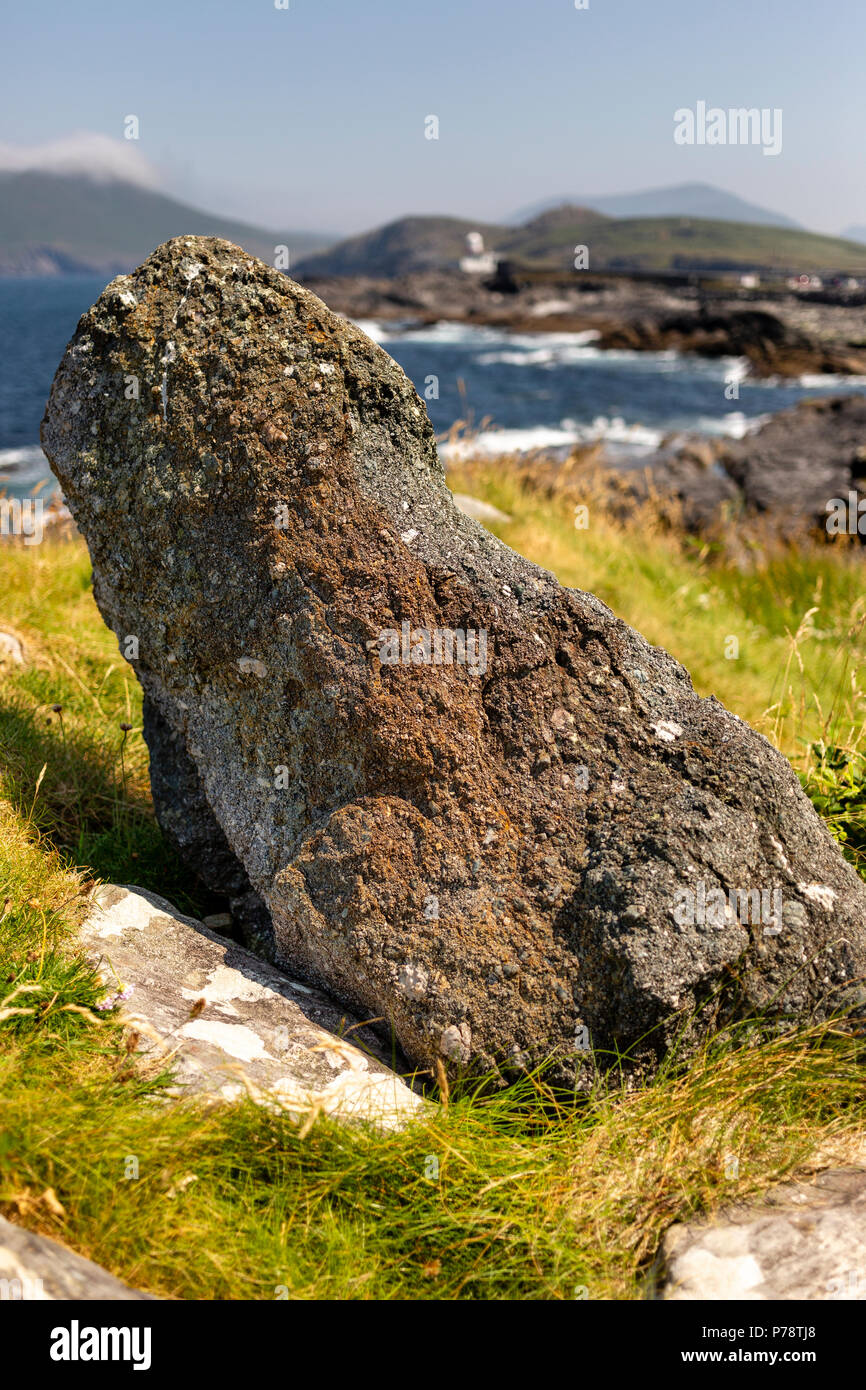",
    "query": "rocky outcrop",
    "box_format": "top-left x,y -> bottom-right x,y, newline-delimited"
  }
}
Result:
719,395 -> 866,530
596,395 -> 866,535
42,236 -> 866,1086
607,307 -> 866,378
81,885 -> 425,1128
